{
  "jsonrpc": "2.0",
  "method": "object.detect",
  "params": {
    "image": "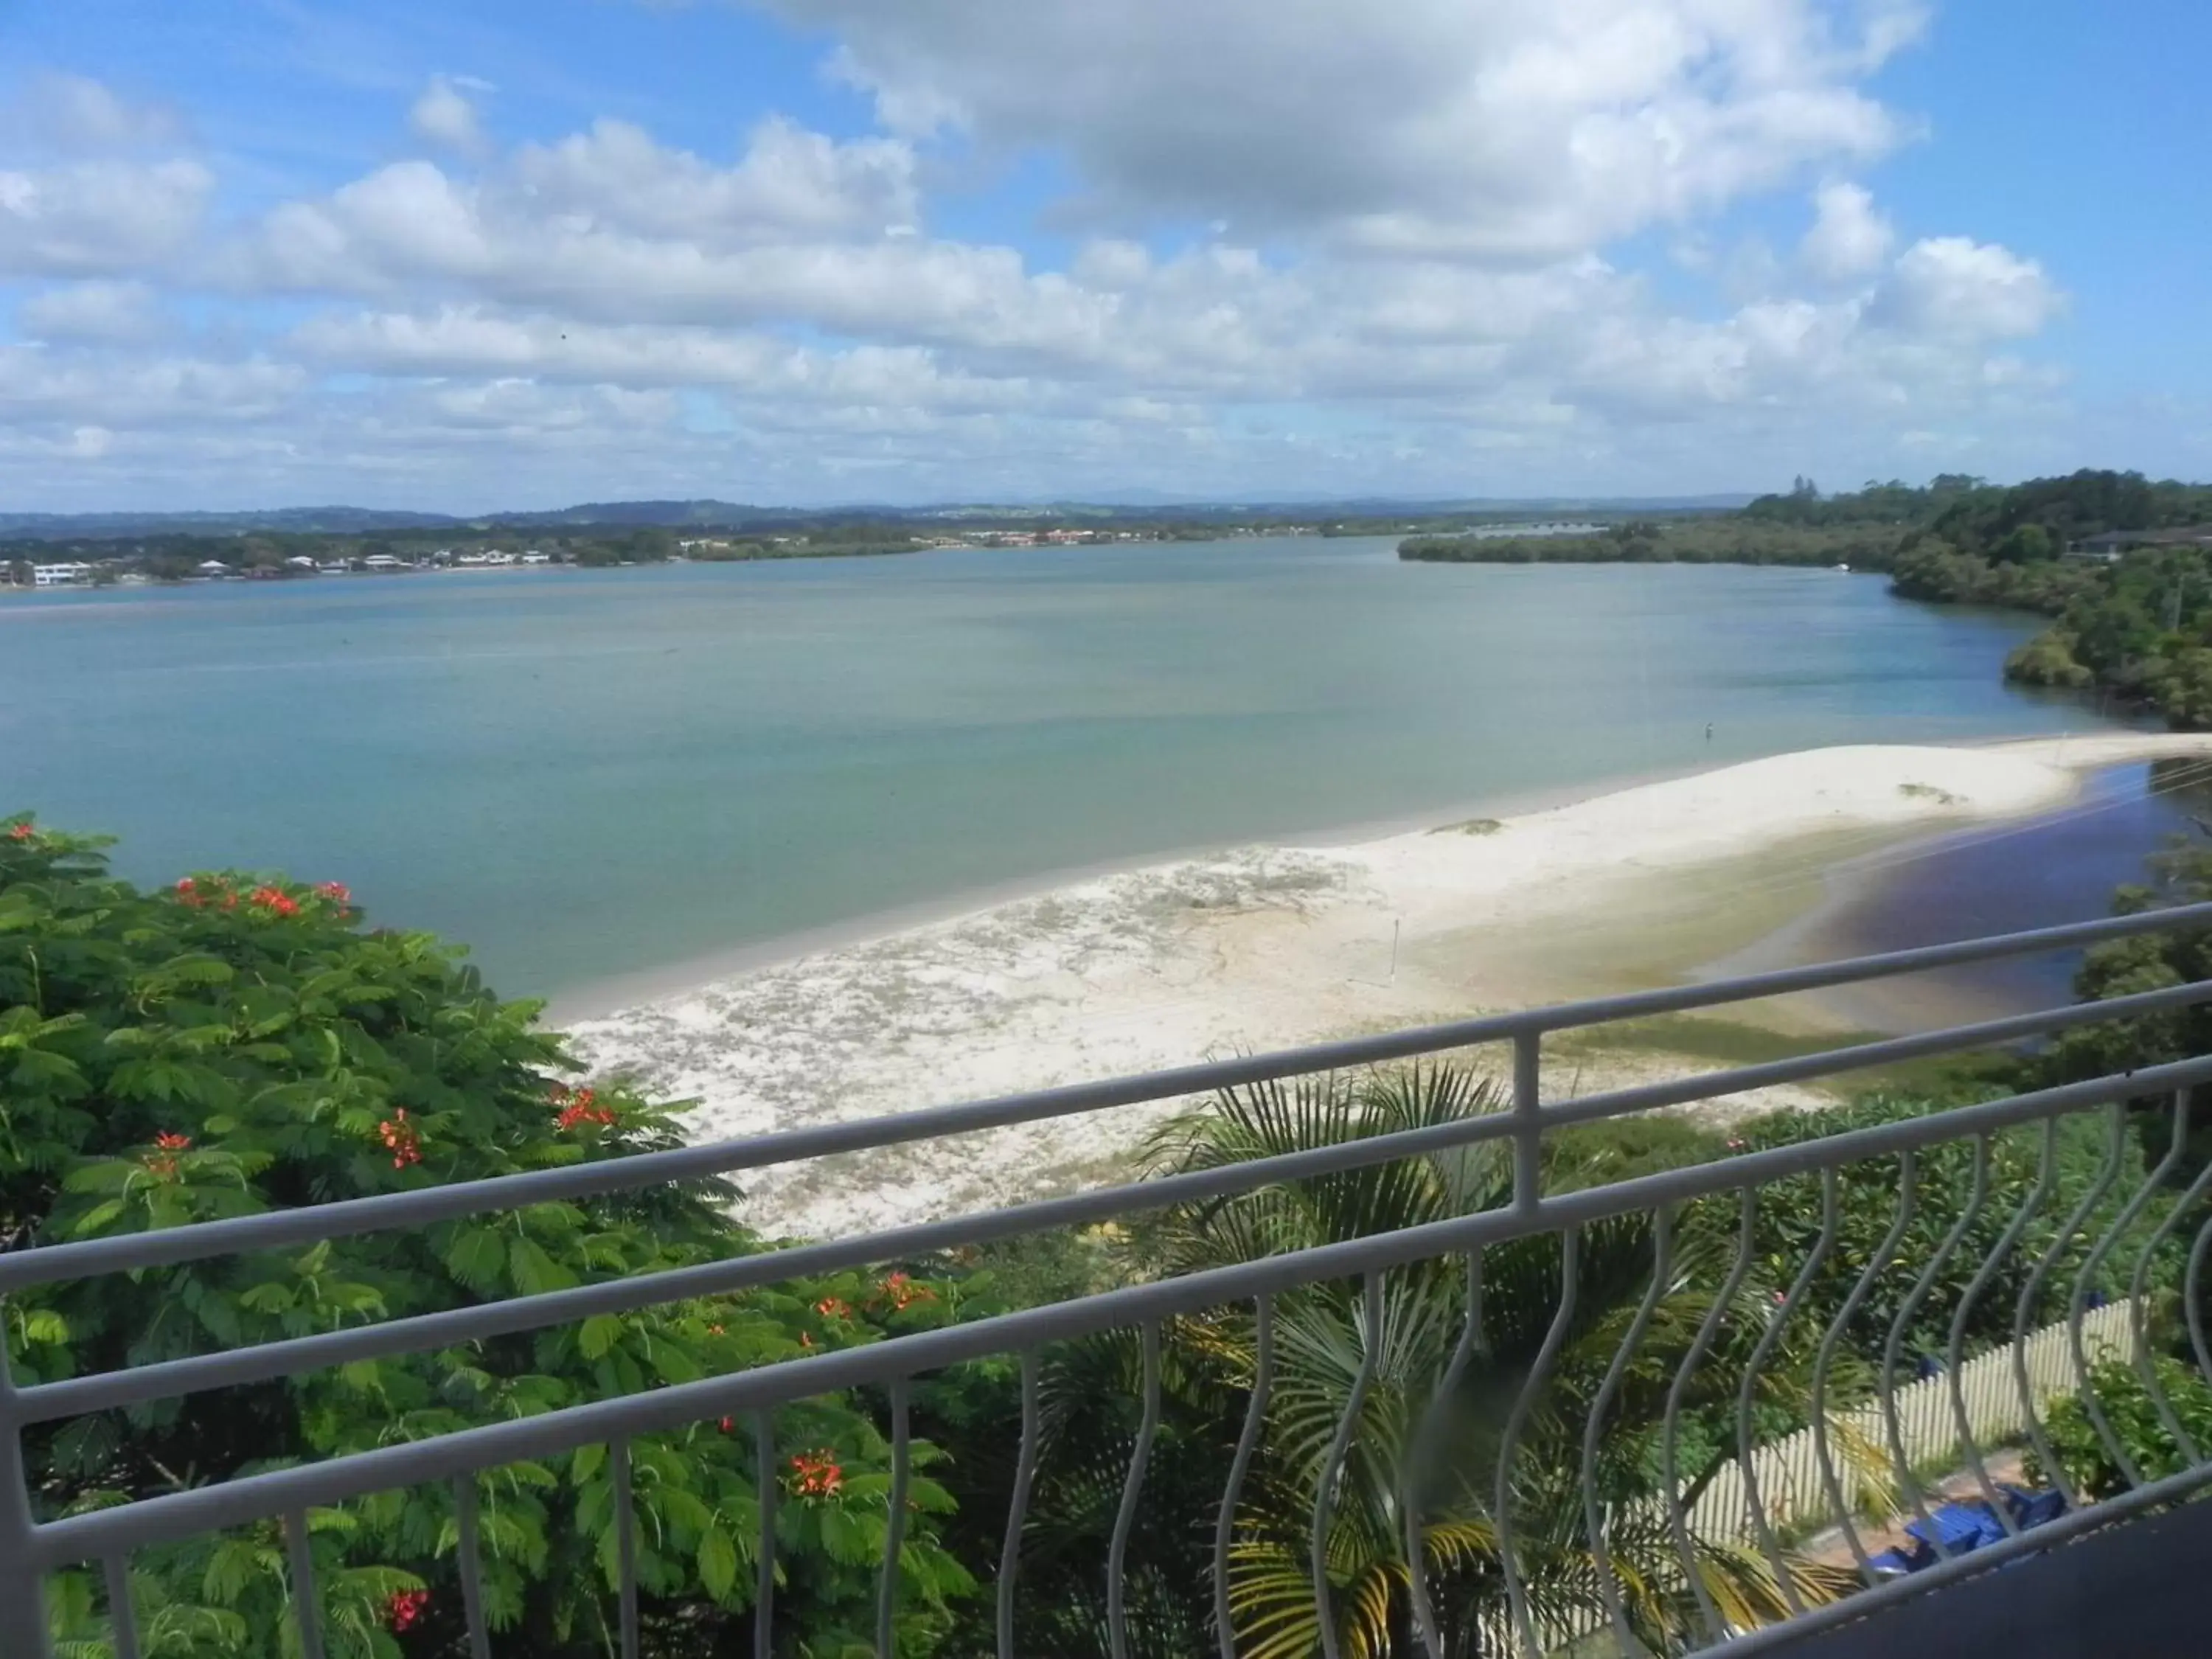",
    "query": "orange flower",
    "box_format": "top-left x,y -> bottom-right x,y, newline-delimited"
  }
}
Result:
555,1085 -> 616,1131
876,1271 -> 936,1312
814,1295 -> 852,1321
787,1450 -> 844,1498
142,1131 -> 192,1179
